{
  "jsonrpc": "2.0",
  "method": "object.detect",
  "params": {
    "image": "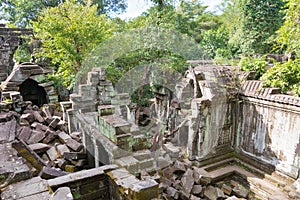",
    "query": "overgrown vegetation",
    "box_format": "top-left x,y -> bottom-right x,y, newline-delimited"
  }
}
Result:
261,59 -> 300,95
1,0 -> 299,96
